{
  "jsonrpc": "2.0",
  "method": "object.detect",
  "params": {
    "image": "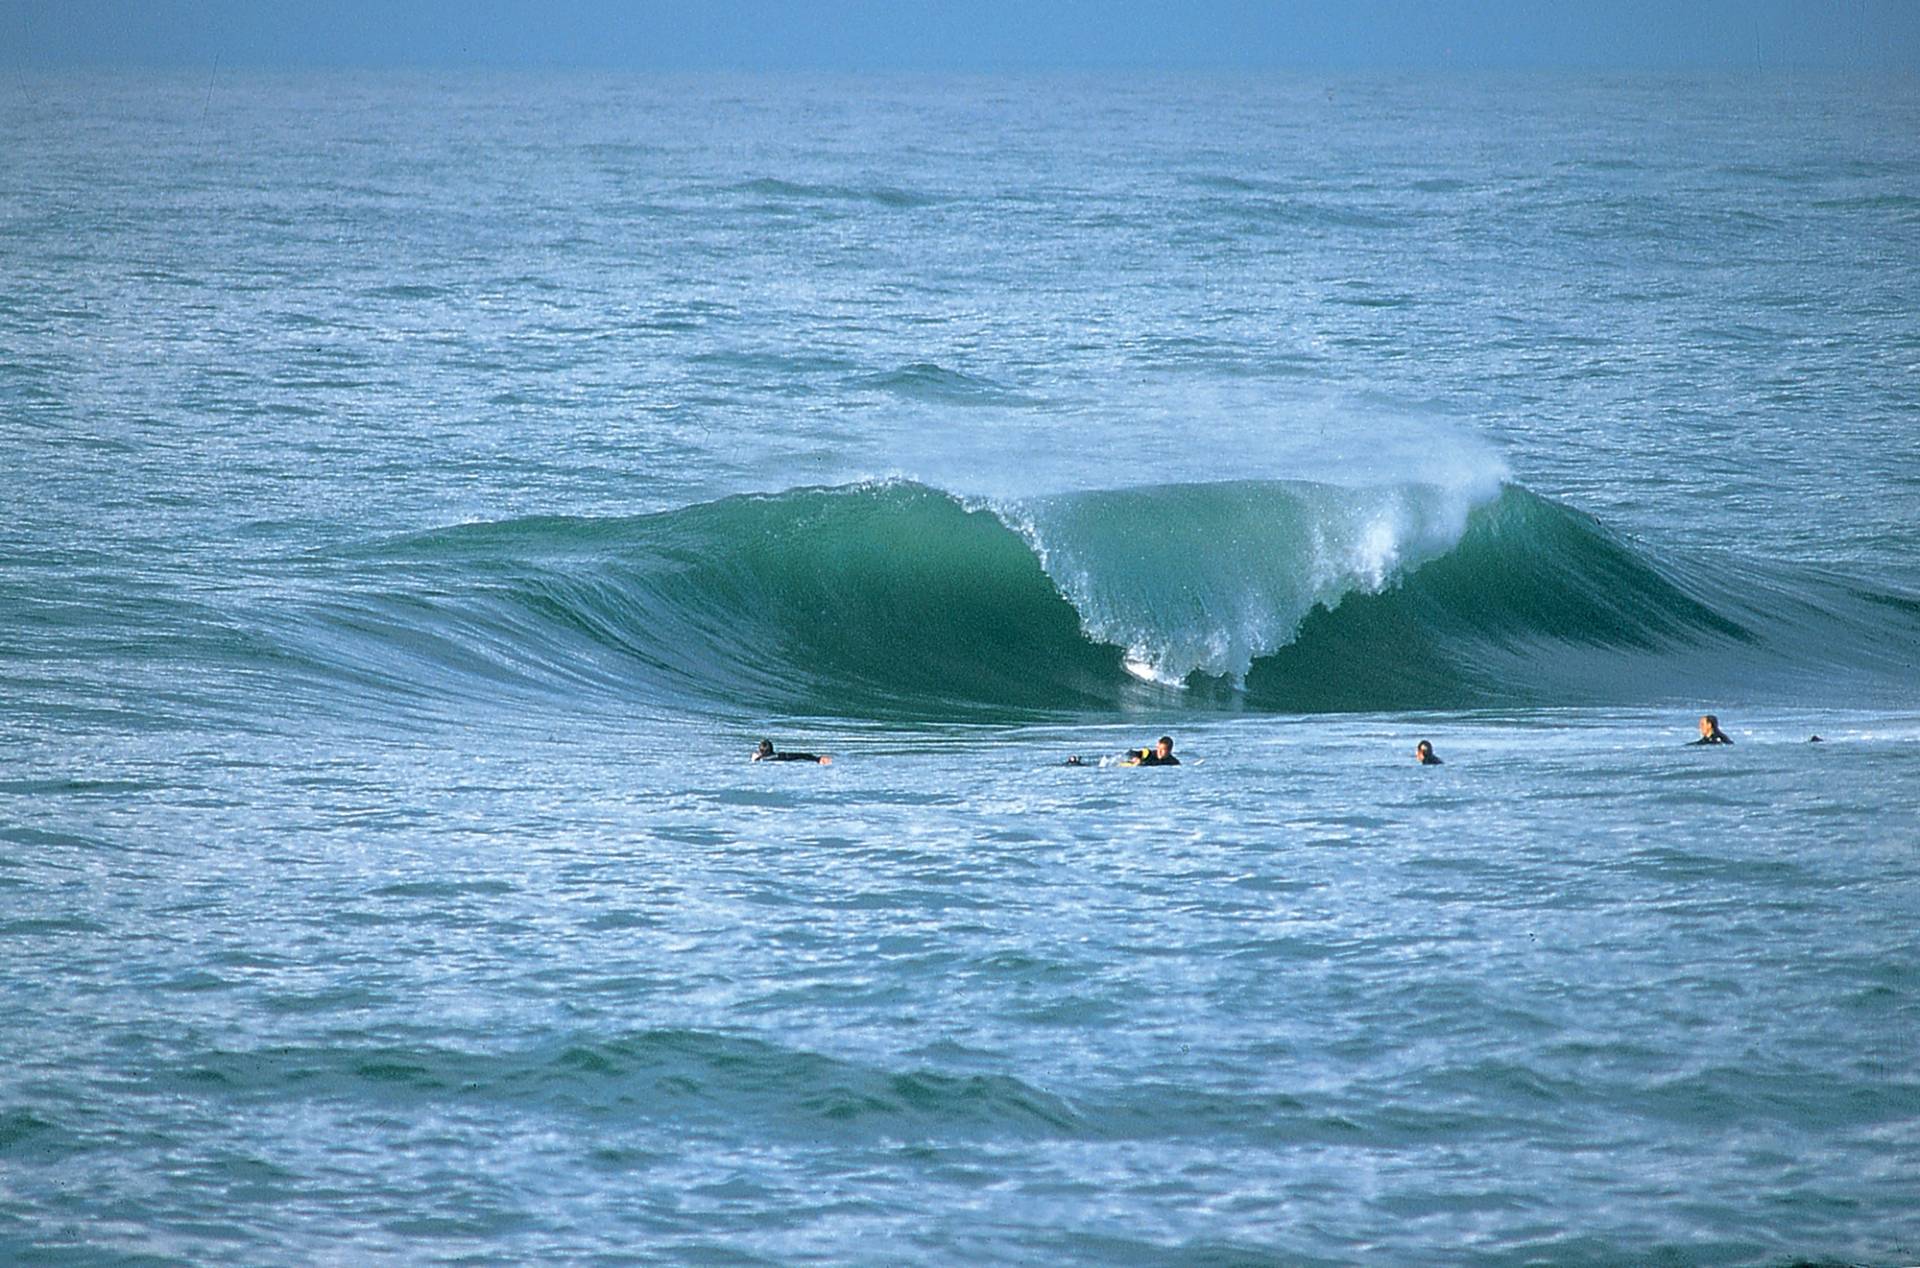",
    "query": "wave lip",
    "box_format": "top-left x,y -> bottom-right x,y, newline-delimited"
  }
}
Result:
282,478 -> 1912,720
